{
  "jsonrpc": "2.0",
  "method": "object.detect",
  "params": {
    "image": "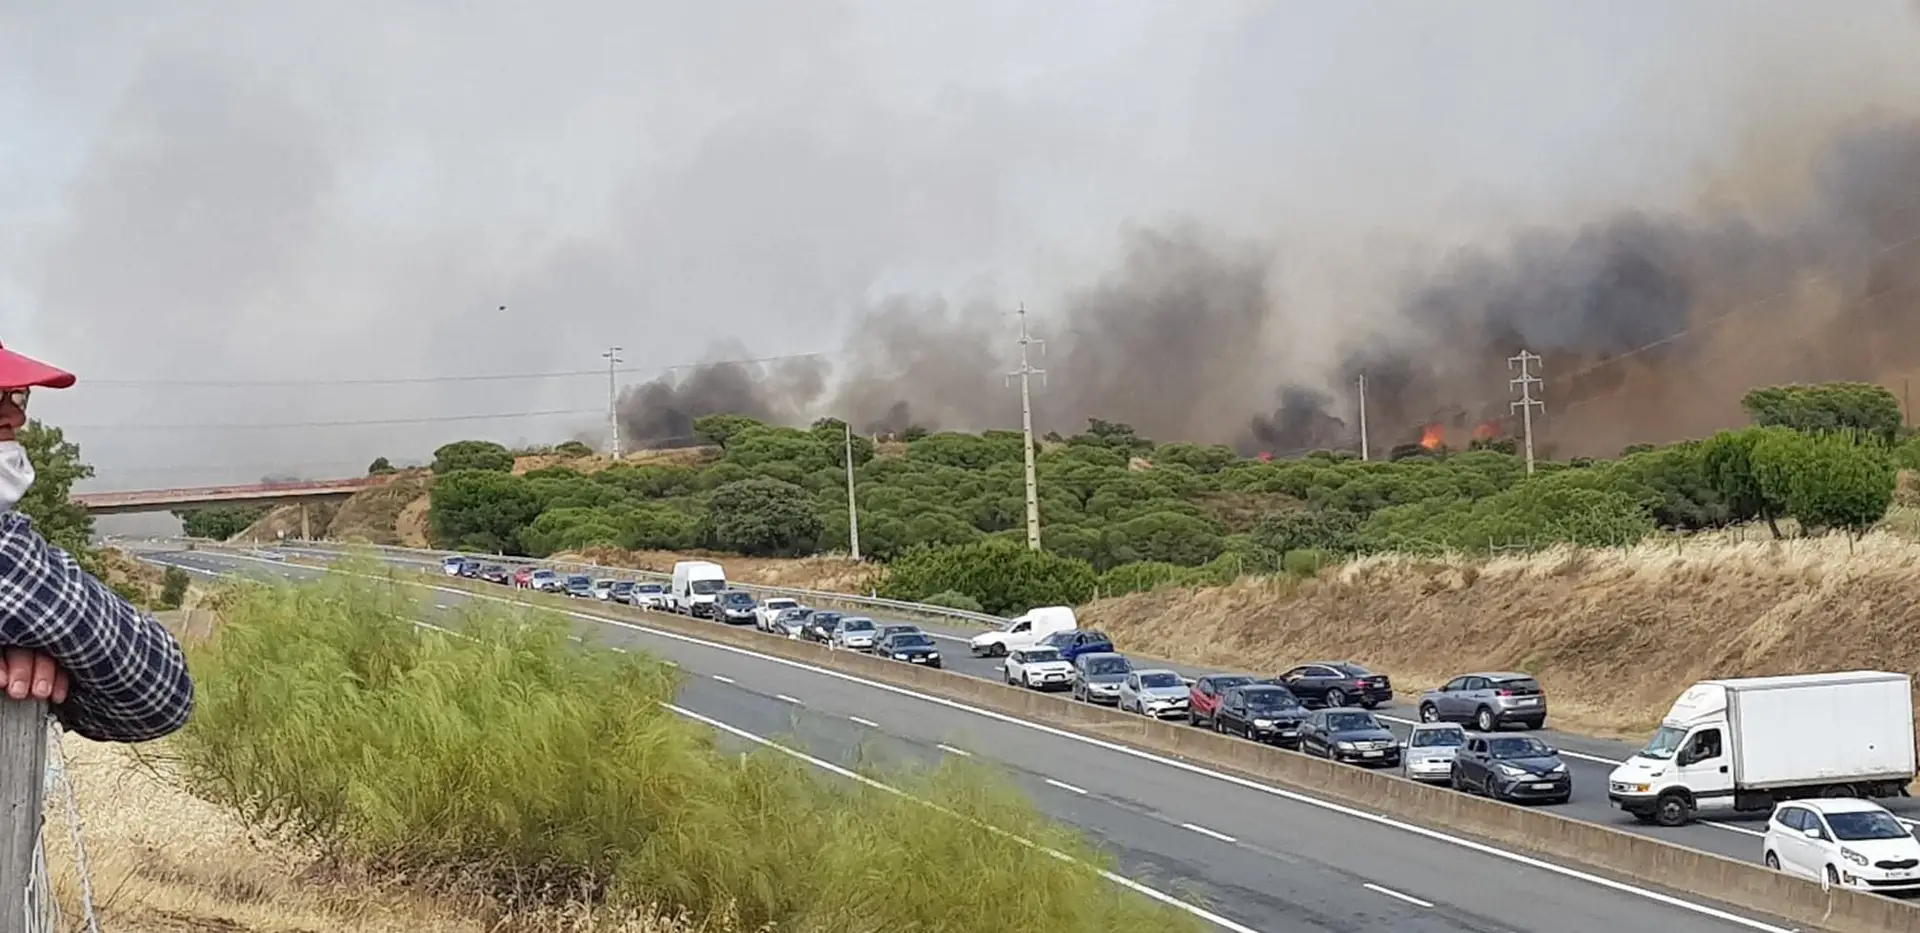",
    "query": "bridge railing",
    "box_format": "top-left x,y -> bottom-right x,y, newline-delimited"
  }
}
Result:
229,539 -> 1011,629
